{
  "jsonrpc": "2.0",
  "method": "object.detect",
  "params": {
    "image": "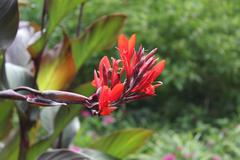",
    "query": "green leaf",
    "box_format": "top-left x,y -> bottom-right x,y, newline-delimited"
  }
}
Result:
0,0 -> 19,49
37,149 -> 91,160
0,100 -> 14,140
73,82 -> 95,97
46,0 -> 86,37
0,129 -> 20,160
28,0 -> 86,57
89,128 -> 153,159
71,14 -> 126,70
